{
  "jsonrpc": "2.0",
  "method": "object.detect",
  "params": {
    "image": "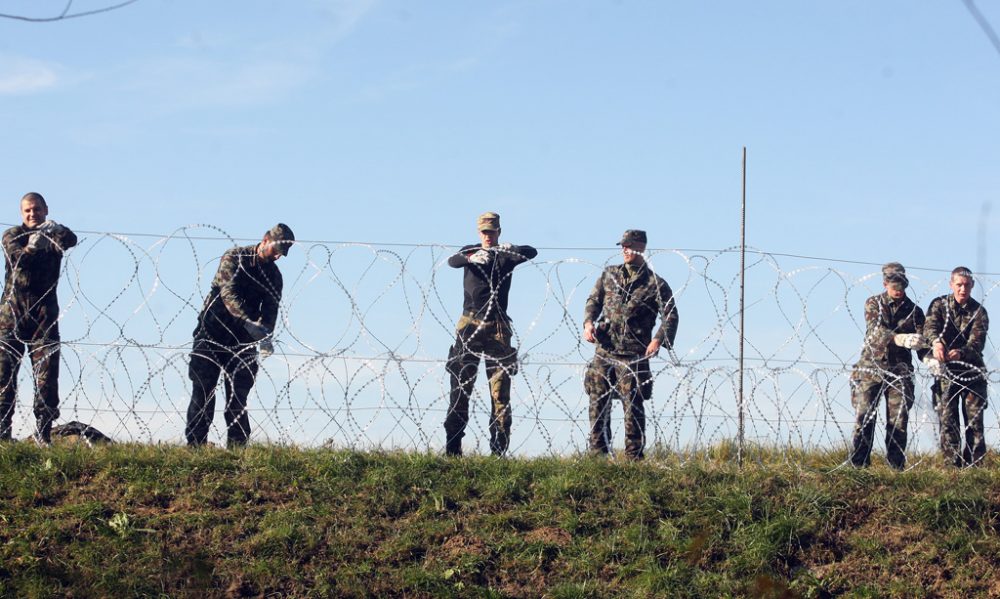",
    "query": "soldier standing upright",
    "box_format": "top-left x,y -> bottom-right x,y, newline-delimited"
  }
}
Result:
444,212 -> 537,456
848,263 -> 929,470
583,230 -> 678,460
0,192 -> 77,445
924,266 -> 989,467
185,223 -> 294,448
